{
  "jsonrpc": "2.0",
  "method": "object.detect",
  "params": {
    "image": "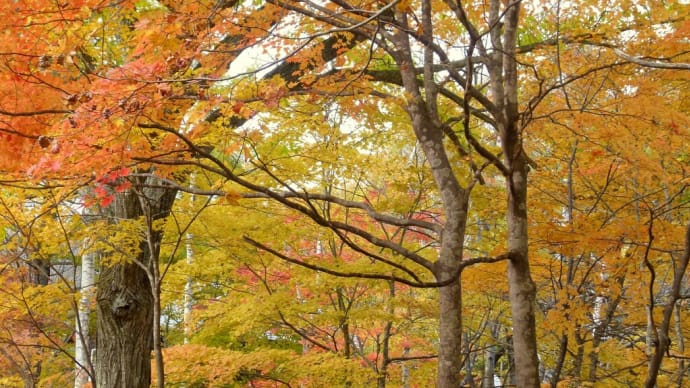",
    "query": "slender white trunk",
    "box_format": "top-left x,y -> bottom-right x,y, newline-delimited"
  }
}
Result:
675,303 -> 685,386
482,346 -> 496,388
75,243 -> 95,388
401,346 -> 410,388
183,233 -> 194,343
647,305 -> 655,372
184,175 -> 196,343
